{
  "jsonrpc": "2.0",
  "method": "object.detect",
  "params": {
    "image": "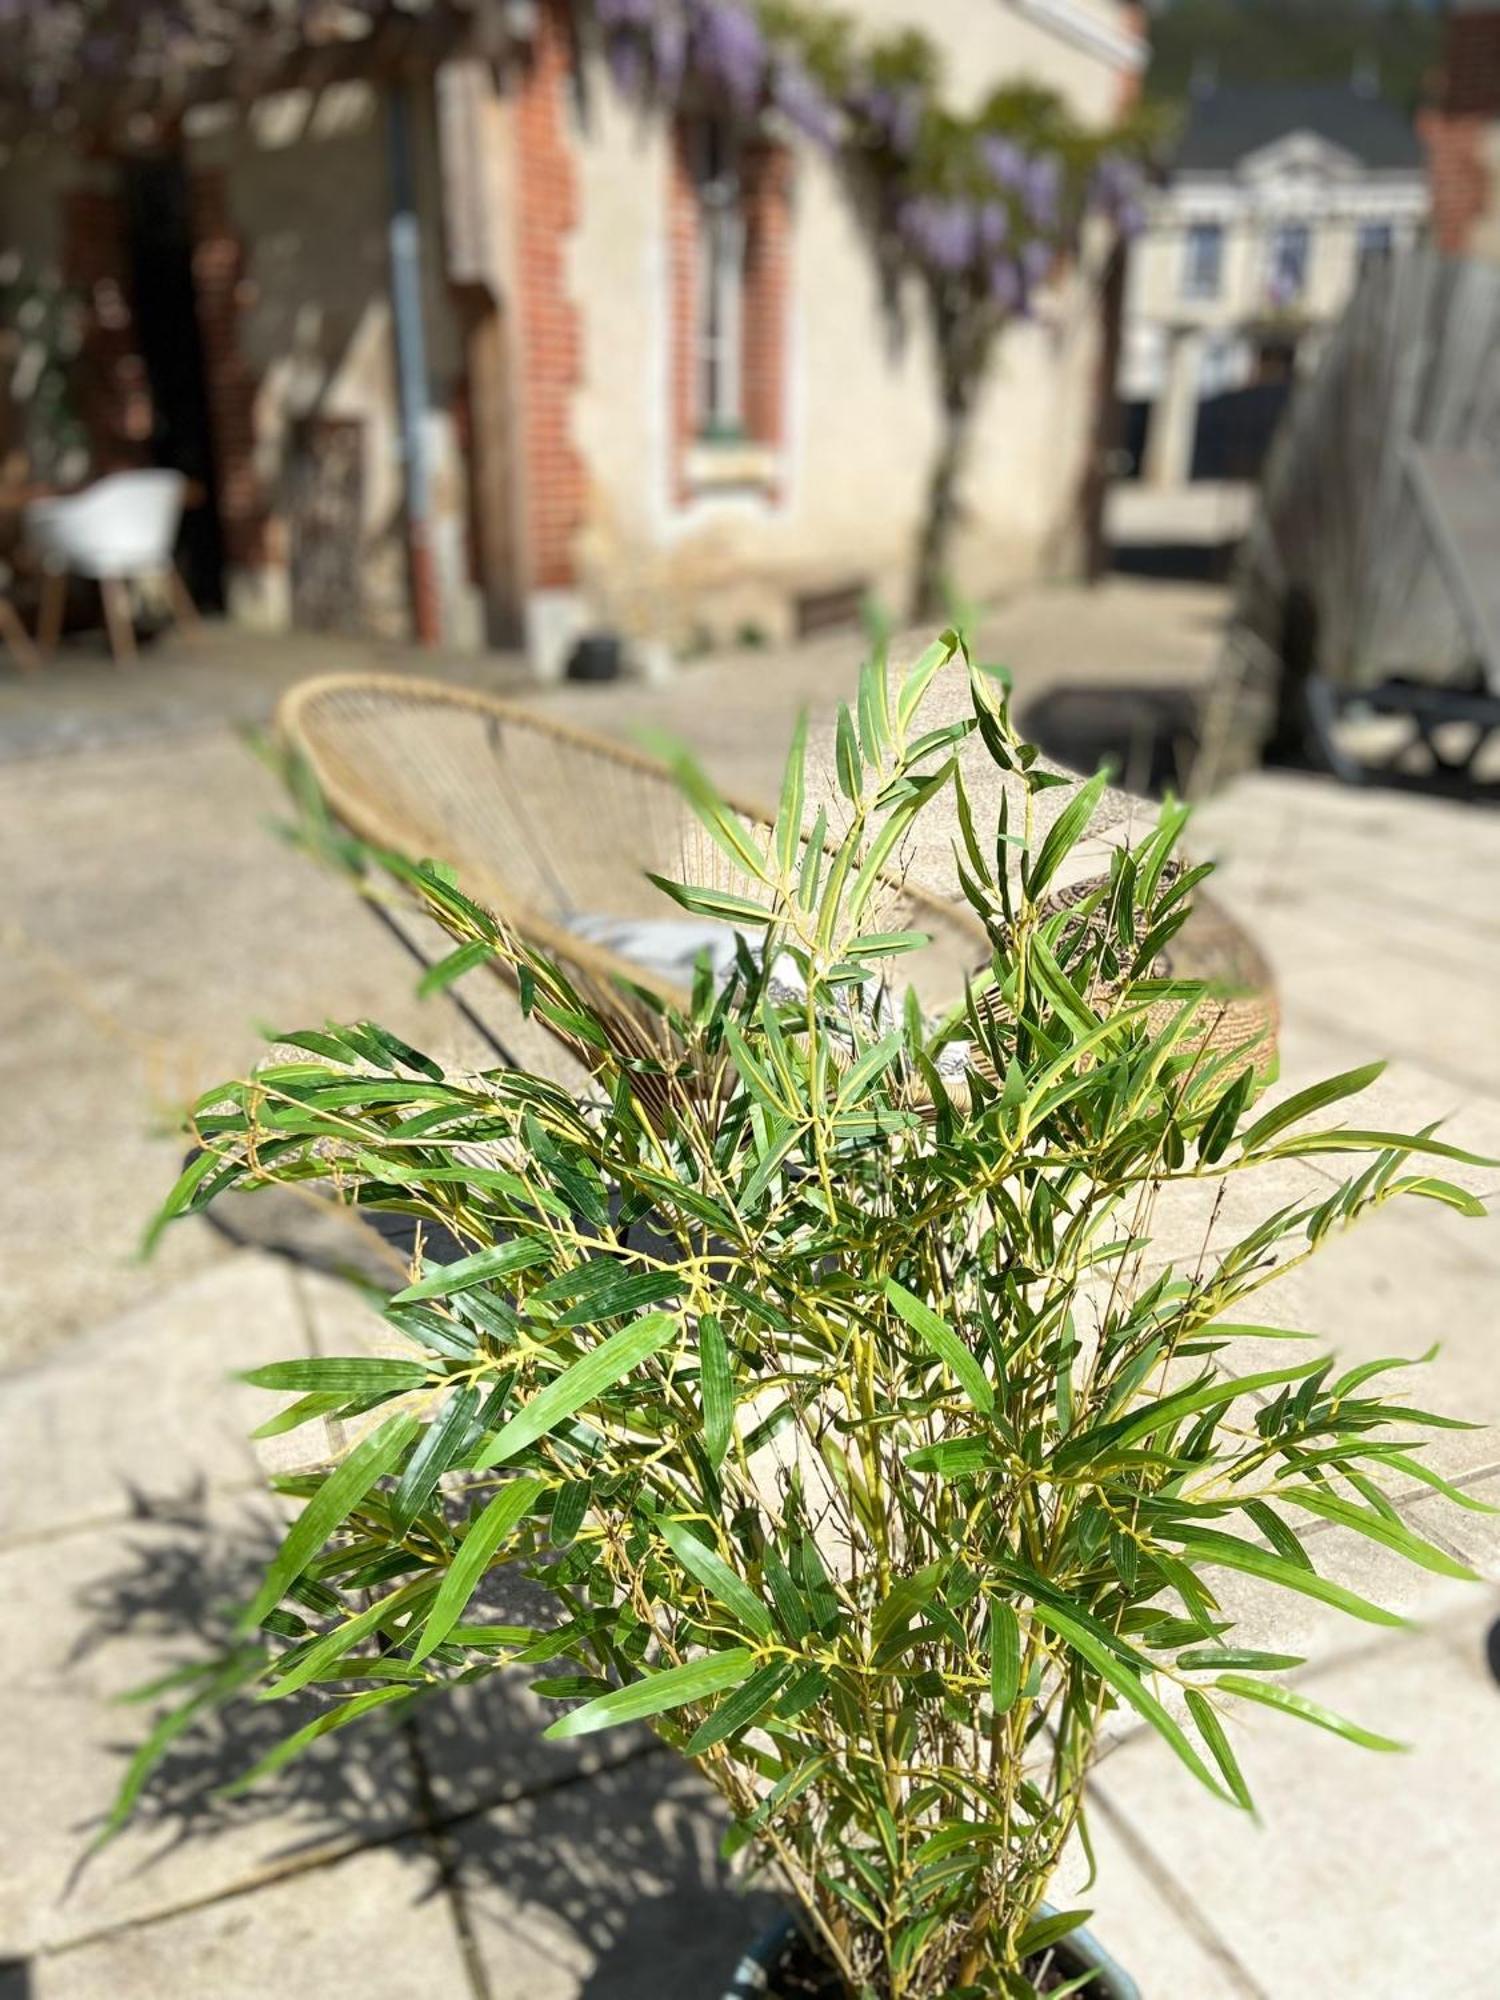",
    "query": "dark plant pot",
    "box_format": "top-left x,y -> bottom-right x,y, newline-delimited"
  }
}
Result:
566,630 -> 624,682
721,1910 -> 1141,2000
